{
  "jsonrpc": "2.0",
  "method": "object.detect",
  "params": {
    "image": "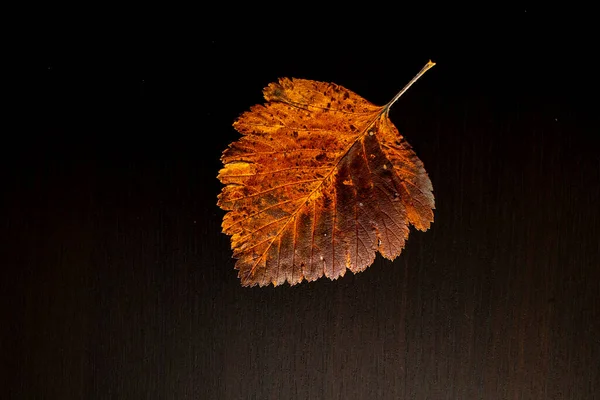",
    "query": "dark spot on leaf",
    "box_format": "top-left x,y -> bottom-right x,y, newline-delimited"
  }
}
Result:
272,86 -> 284,98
